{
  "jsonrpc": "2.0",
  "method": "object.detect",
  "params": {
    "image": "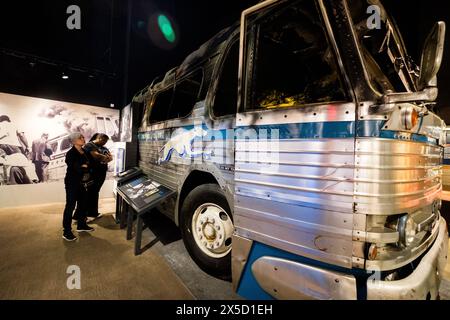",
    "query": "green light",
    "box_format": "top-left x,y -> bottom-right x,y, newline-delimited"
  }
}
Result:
158,15 -> 176,43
